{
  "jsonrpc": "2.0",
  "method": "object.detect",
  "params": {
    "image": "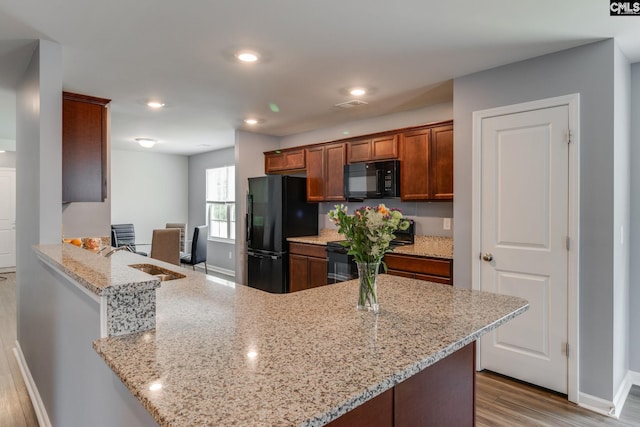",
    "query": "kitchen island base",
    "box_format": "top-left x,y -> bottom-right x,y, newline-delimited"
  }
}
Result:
327,342 -> 474,427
